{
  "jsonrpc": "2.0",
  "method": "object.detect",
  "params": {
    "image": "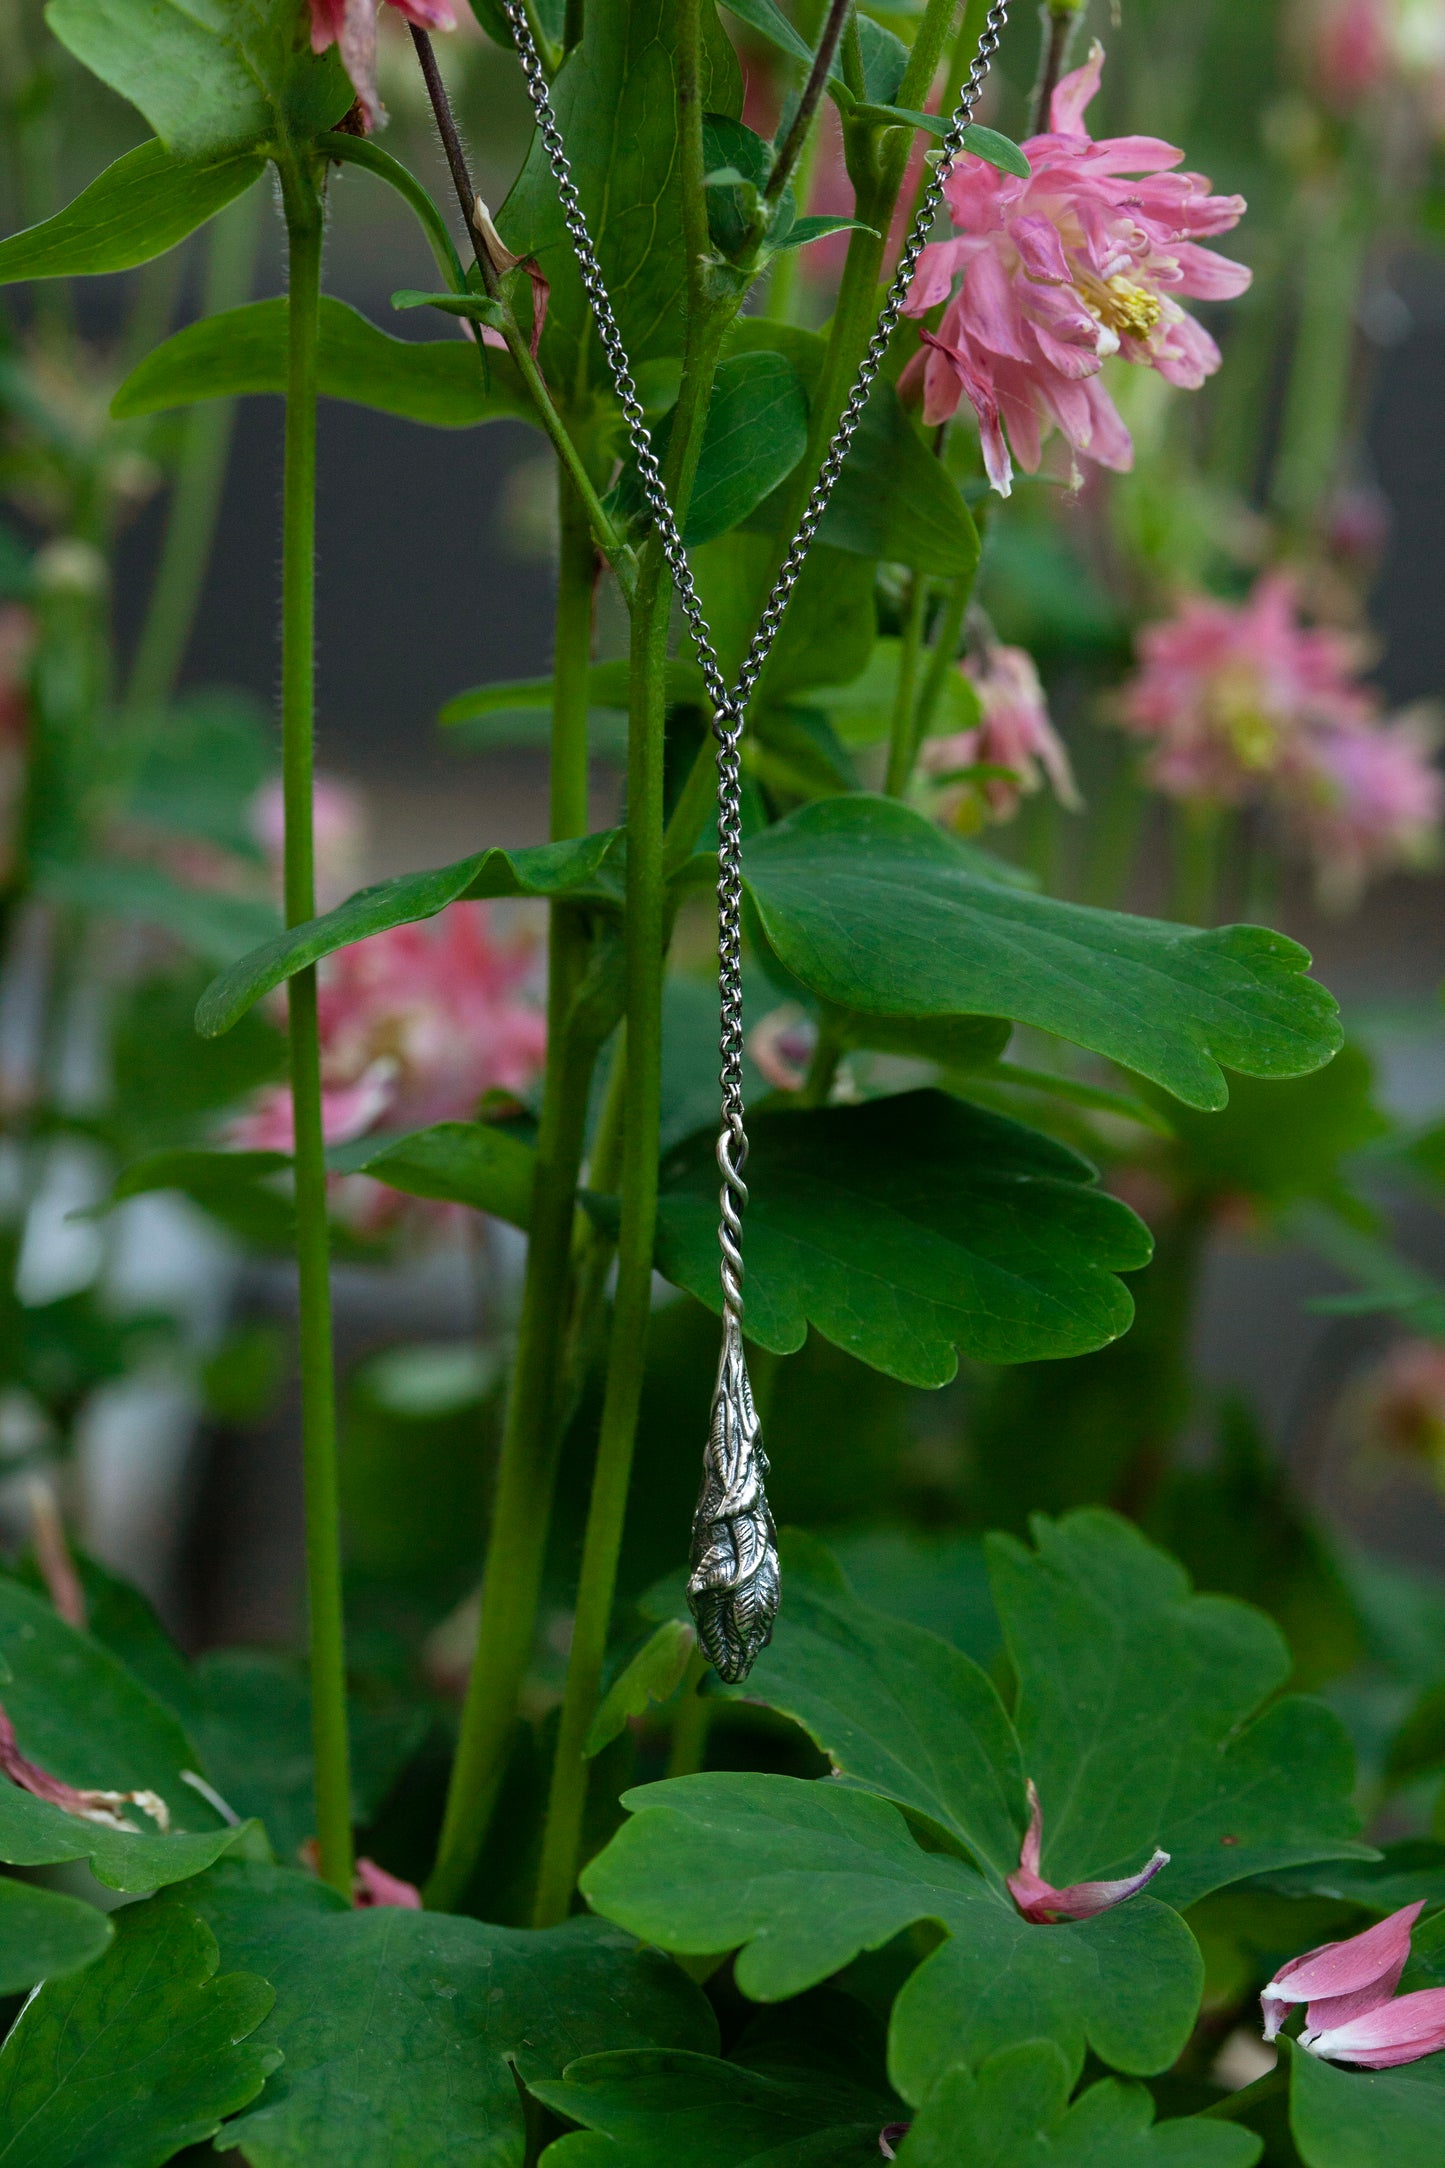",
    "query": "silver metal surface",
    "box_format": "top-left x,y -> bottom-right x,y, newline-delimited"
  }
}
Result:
502,0 -> 1010,1678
